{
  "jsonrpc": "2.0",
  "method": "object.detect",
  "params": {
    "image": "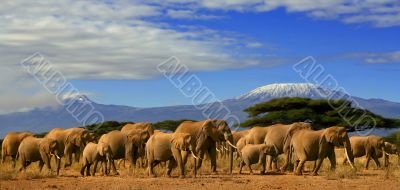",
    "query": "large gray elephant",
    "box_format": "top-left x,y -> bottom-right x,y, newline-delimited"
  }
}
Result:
1,132 -> 34,167
17,137 -> 60,173
121,123 -> 154,167
264,122 -> 312,171
146,132 -> 200,178
342,136 -> 385,169
291,126 -> 355,176
80,142 -> 113,176
45,127 -> 94,173
175,119 -> 237,174
99,130 -> 148,175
